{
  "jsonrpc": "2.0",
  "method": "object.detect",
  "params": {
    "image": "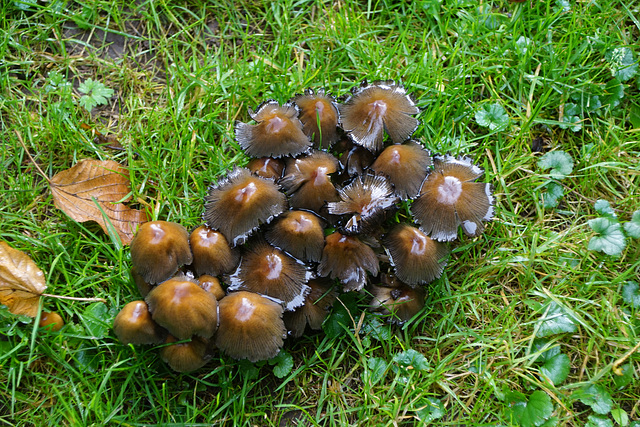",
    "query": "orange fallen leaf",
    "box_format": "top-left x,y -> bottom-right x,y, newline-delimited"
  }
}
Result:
50,159 -> 148,244
0,241 -> 47,317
